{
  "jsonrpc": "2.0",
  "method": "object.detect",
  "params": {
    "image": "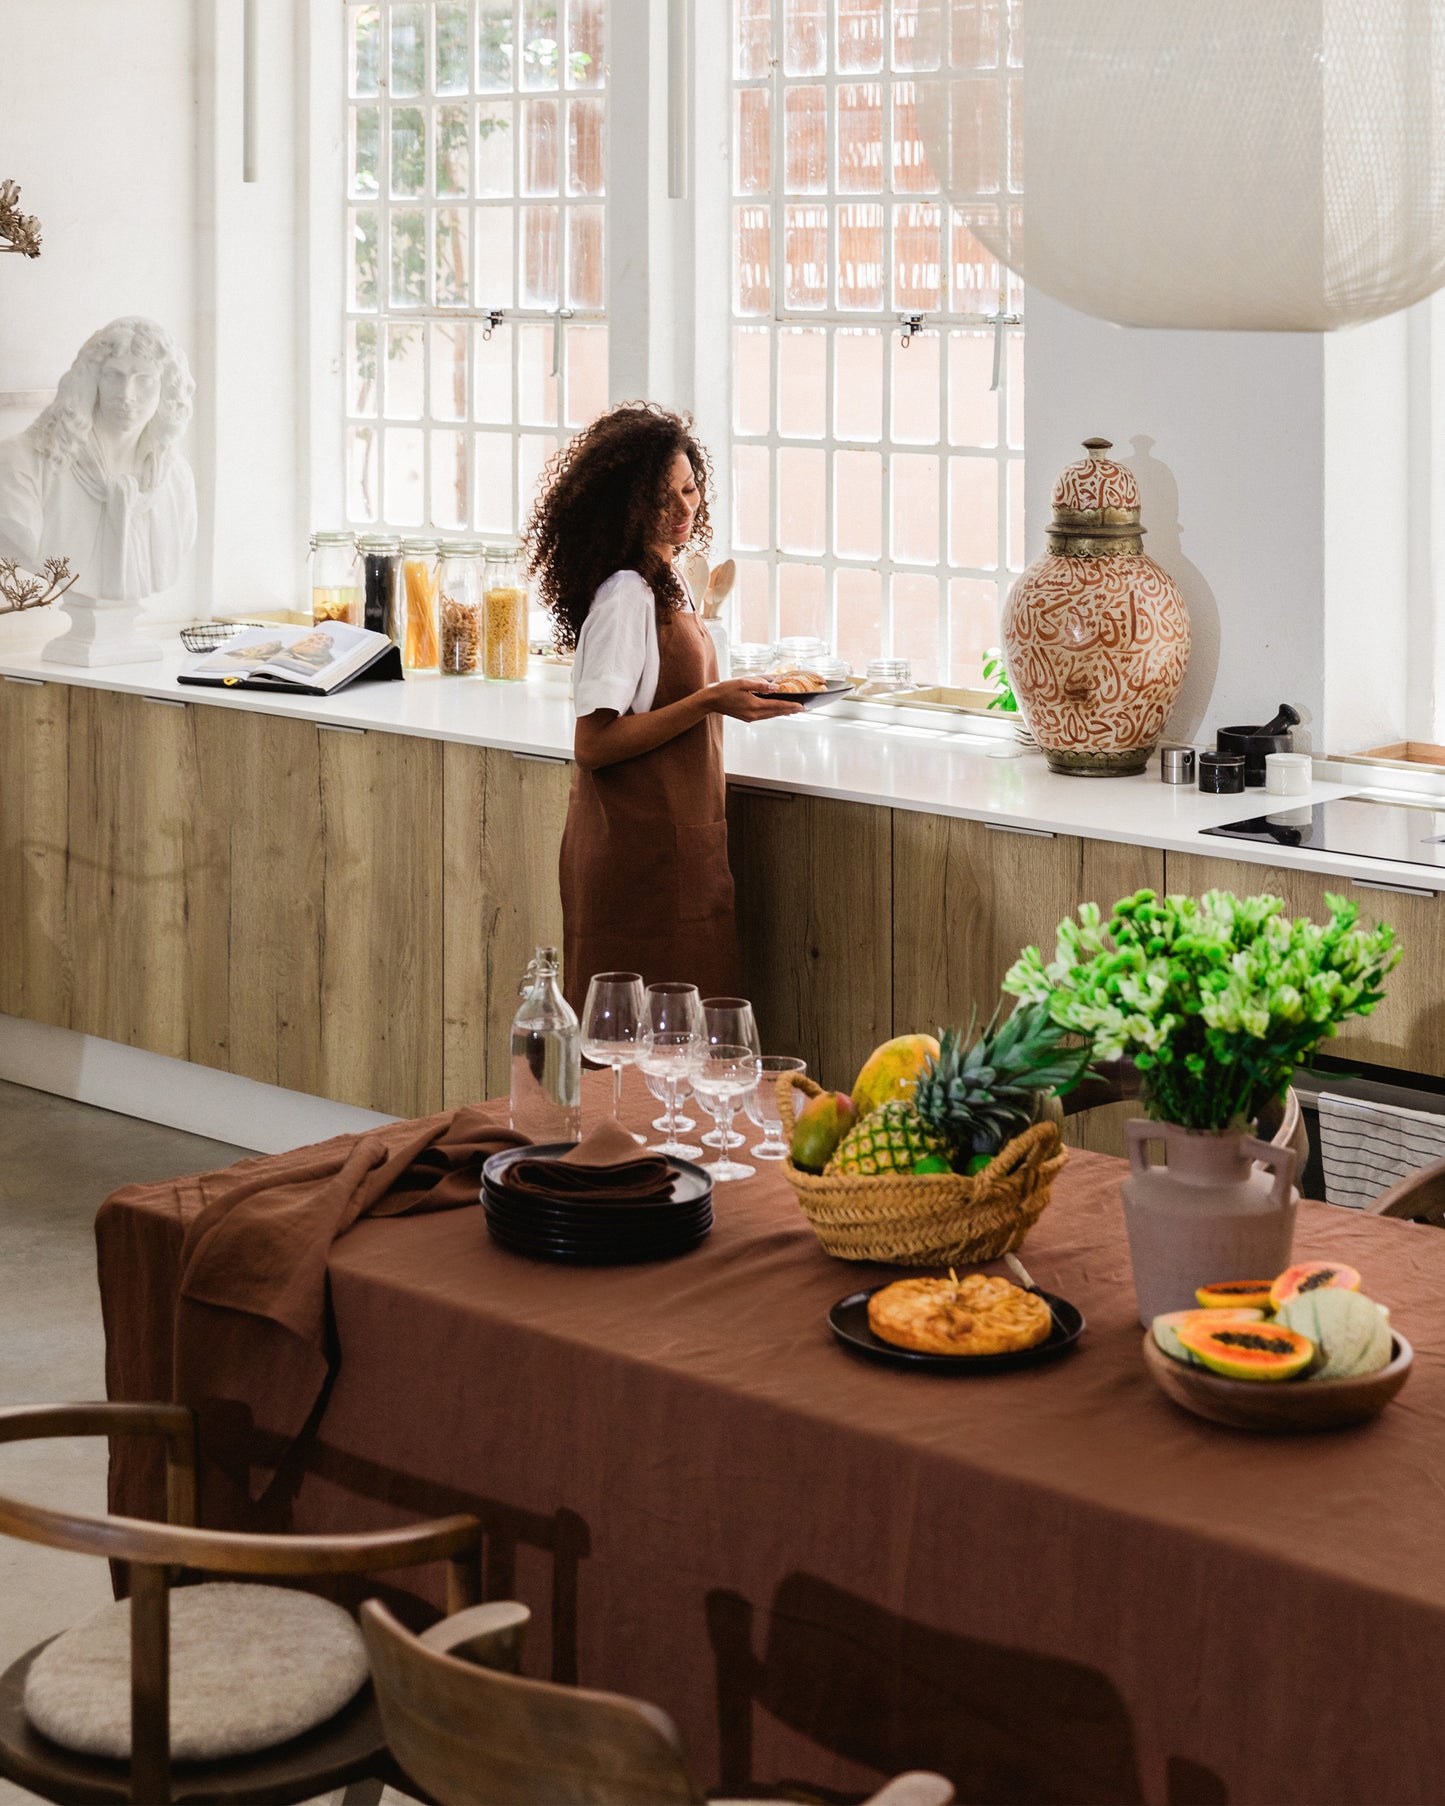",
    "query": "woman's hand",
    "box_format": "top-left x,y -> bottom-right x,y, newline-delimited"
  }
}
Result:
704,678 -> 805,722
